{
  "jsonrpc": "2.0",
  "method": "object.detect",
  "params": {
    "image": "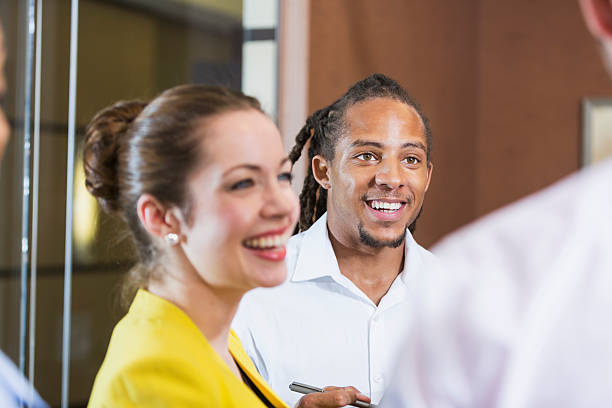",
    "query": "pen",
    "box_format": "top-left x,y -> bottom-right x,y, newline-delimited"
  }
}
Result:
289,381 -> 378,408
